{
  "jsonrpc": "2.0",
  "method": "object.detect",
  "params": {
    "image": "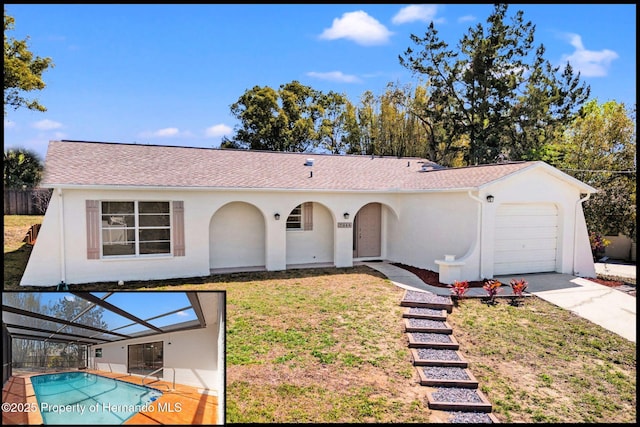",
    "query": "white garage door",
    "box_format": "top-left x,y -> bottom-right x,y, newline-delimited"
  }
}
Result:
494,203 -> 558,275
